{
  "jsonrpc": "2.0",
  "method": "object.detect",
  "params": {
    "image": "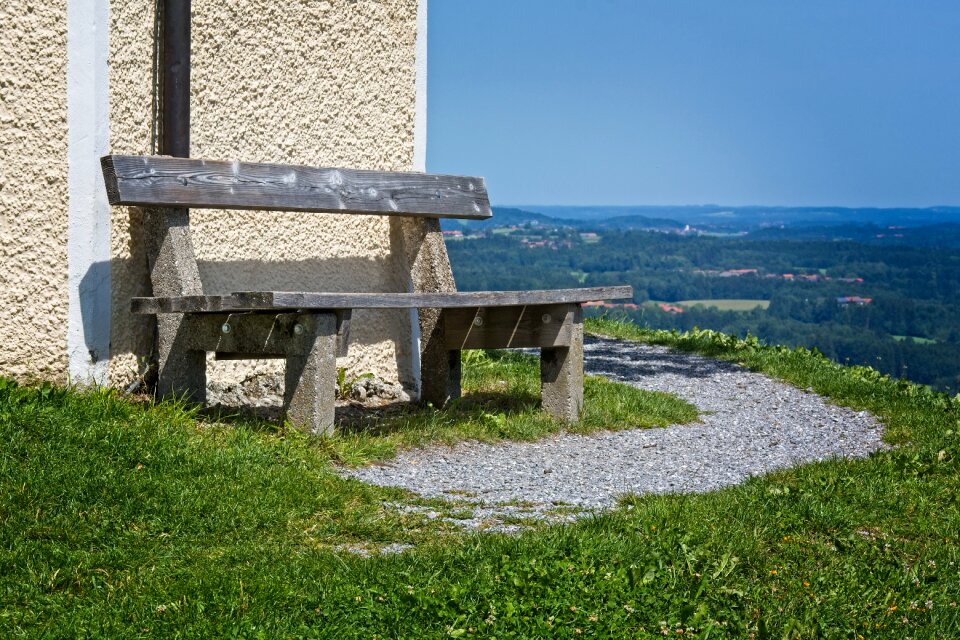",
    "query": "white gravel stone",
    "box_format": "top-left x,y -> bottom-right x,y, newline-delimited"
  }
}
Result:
342,338 -> 887,524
